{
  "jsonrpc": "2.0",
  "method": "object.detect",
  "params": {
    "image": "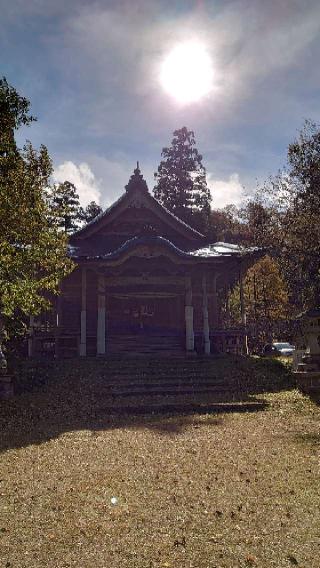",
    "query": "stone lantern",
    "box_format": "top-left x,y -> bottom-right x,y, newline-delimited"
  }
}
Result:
297,308 -> 320,367
294,307 -> 320,399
